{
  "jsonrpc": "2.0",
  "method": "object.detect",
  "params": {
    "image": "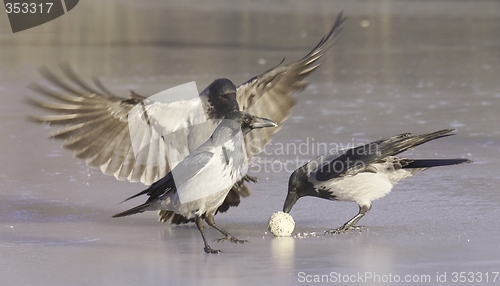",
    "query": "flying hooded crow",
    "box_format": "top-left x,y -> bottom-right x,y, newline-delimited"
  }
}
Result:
283,129 -> 472,234
28,12 -> 346,224
112,111 -> 277,253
